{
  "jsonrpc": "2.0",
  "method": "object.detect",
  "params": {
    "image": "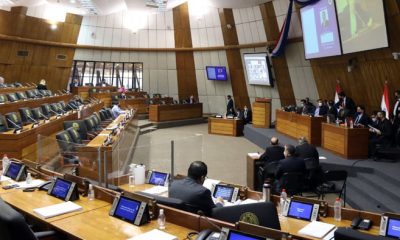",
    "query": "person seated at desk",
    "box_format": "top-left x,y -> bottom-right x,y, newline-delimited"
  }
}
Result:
274,144 -> 306,193
37,79 -> 47,90
296,137 -> 319,166
299,98 -> 315,115
111,104 -> 125,118
335,91 -> 356,119
69,79 -> 79,89
187,94 -> 196,104
353,105 -> 370,127
313,99 -> 328,117
169,161 -> 224,216
0,76 -> 5,88
327,100 -> 338,122
368,110 -> 393,158
260,136 -> 285,164
118,85 -> 126,94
